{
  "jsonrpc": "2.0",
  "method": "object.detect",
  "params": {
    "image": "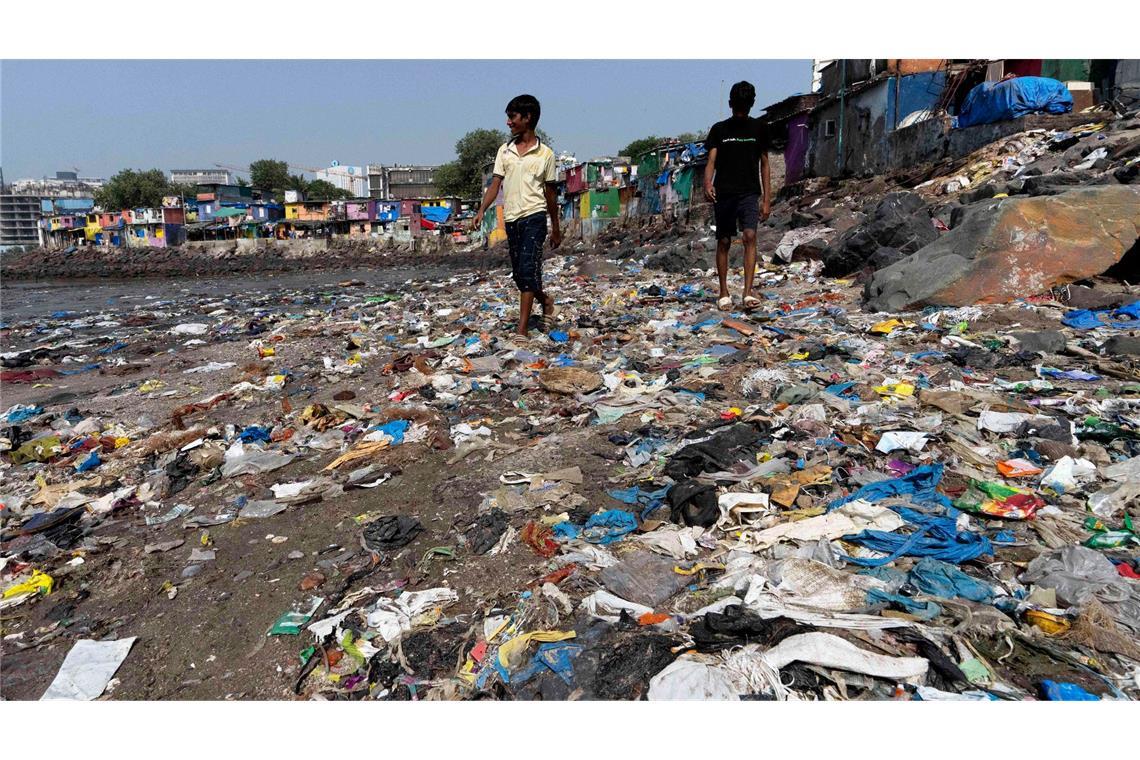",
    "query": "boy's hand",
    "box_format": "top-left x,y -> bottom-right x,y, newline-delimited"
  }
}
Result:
760,203 -> 770,223
550,229 -> 562,249
468,217 -> 481,234
704,181 -> 716,202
